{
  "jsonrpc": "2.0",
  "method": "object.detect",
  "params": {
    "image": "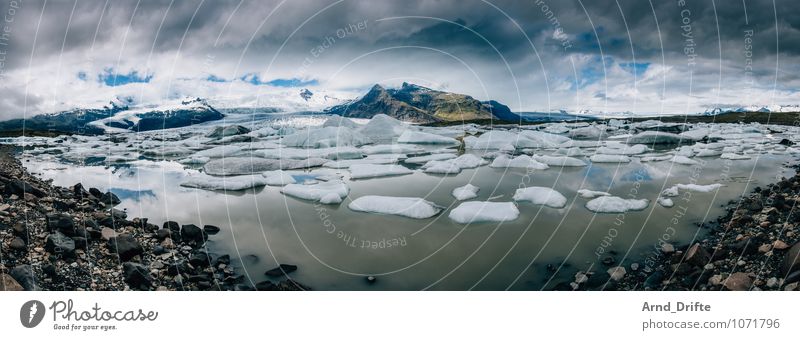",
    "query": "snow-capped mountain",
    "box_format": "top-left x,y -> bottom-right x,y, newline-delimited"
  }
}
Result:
207,88 -> 353,113
702,104 -> 800,115
0,97 -> 223,135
